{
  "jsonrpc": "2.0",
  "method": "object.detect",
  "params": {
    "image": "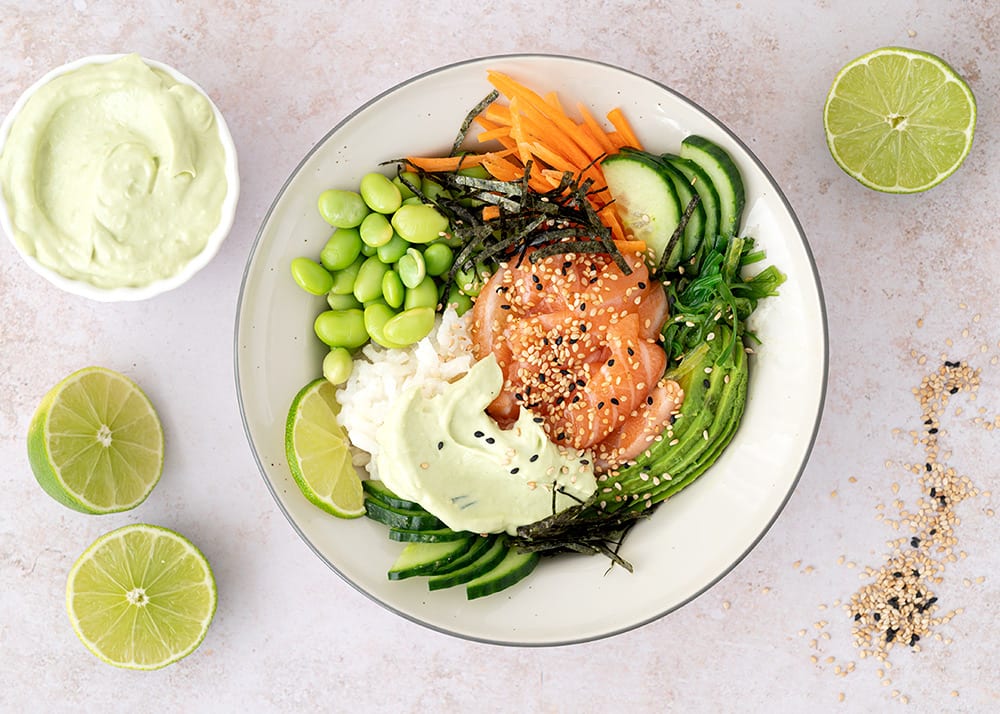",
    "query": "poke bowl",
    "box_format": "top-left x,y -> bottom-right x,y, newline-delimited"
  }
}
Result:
235,54 -> 827,645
